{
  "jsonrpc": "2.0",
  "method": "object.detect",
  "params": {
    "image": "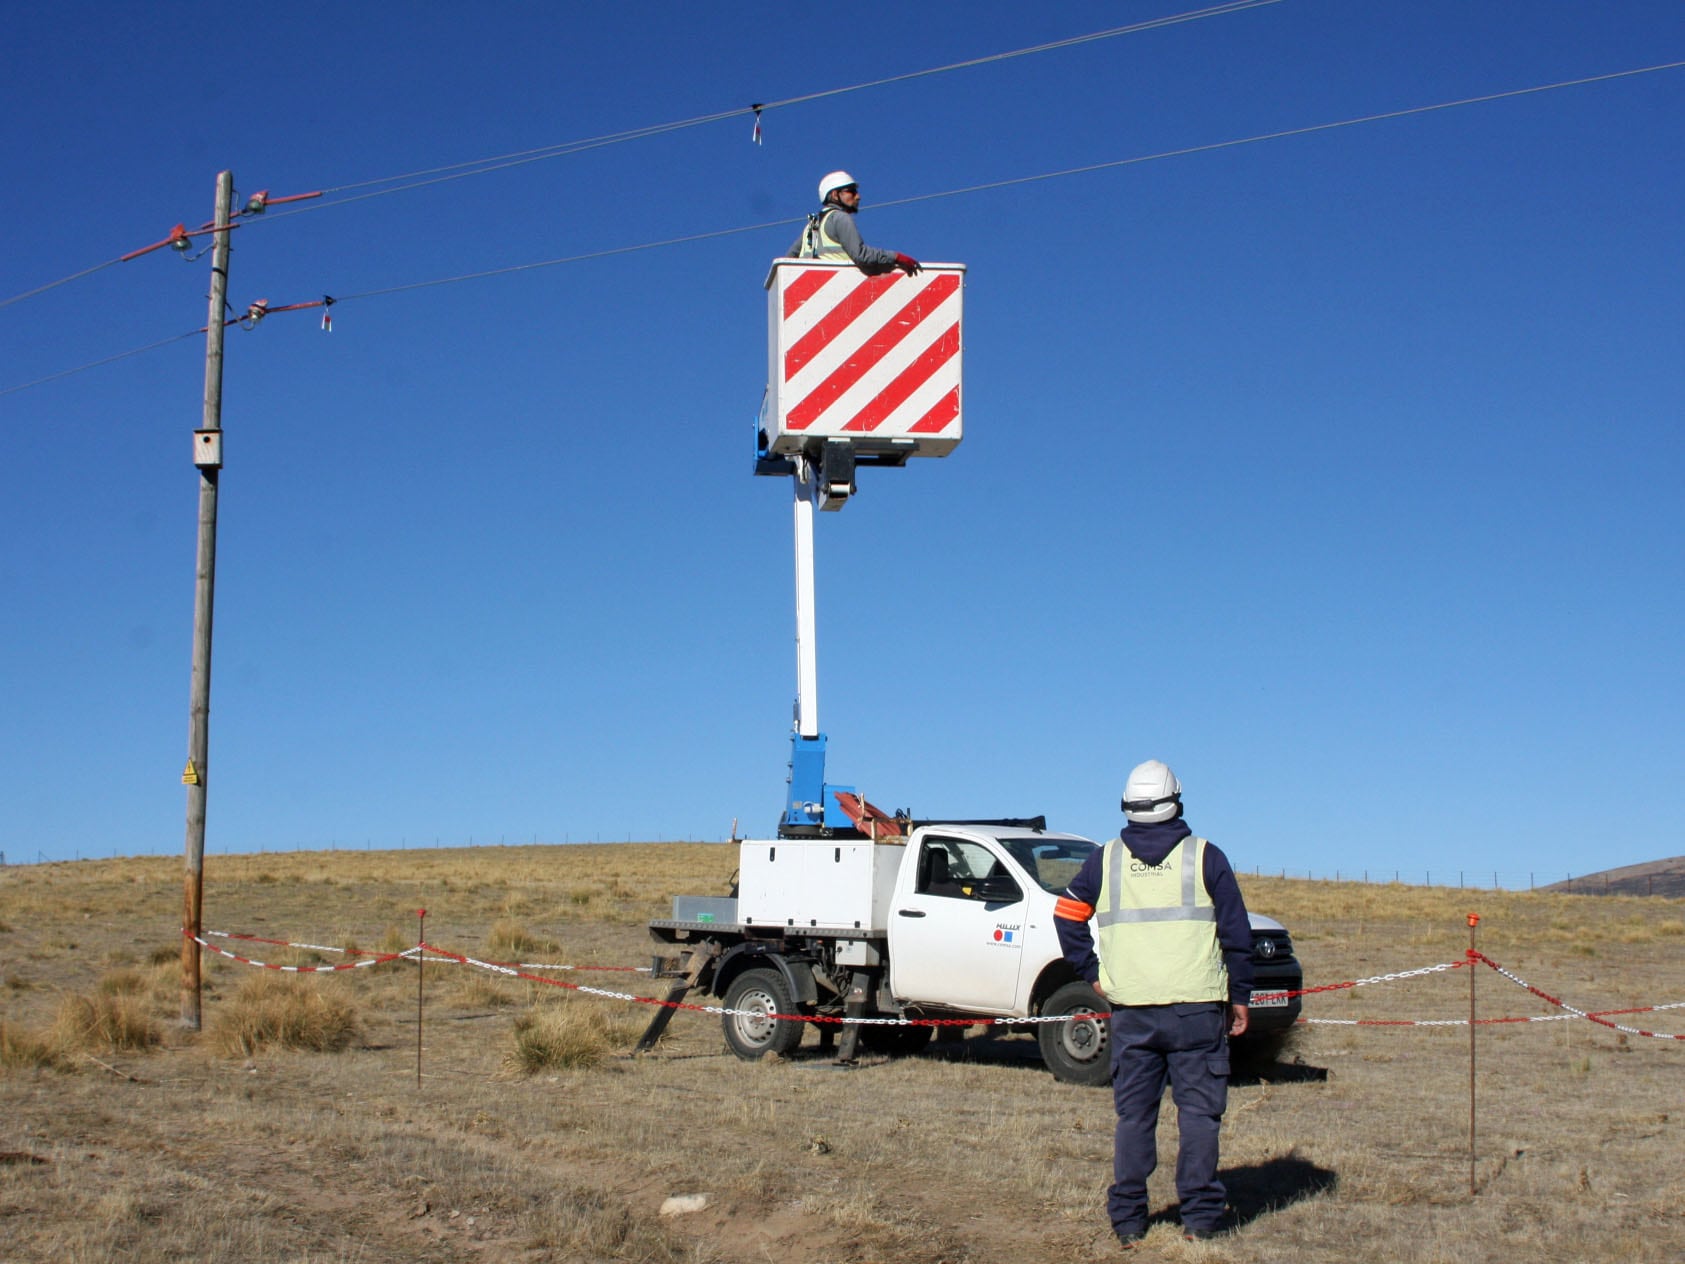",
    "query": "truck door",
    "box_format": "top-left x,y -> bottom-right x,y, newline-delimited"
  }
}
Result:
889,834 -> 1027,1013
